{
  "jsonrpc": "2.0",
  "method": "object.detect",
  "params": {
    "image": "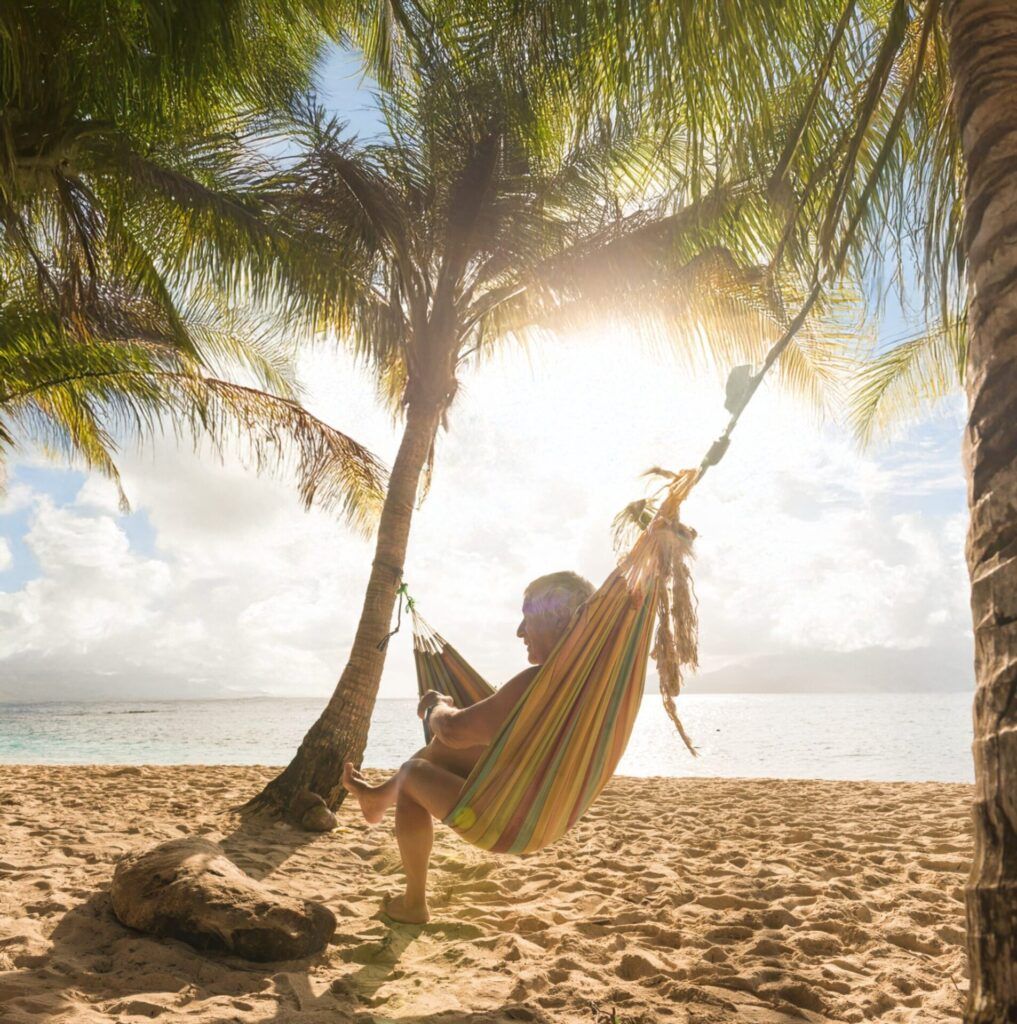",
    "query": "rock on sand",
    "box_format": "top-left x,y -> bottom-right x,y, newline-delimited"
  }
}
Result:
110,837 -> 336,961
